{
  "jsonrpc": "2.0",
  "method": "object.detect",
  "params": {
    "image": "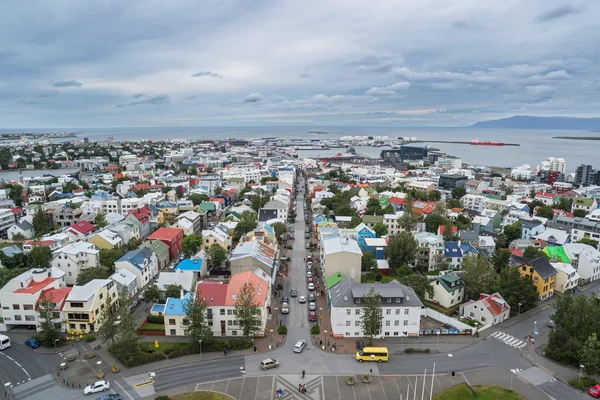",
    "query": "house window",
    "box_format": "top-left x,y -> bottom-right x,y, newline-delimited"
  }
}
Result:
355,321 -> 360,326
12,304 -> 20,310
23,304 -> 34,311
386,309 -> 391,315
395,298 -> 401,303
469,312 -> 475,317
208,321 -> 213,326
80,324 -> 86,330
403,320 -> 408,326
70,302 -> 84,308
220,309 -> 225,315
182,319 -> 189,326
394,320 -> 400,326
385,321 -> 390,326
355,332 -> 360,336
69,323 -> 76,329
232,331 -> 237,336
395,309 -> 401,315
228,320 -> 233,326
169,319 -> 176,325
14,315 -> 22,321
394,332 -> 399,336
481,316 -> 487,322
227,309 -> 233,315
346,321 -> 351,326
170,329 -> 176,335
346,309 -> 351,315
355,309 -> 360,315
99,293 -> 103,300
450,299 -> 454,304
404,309 -> 409,315
386,298 -> 391,304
